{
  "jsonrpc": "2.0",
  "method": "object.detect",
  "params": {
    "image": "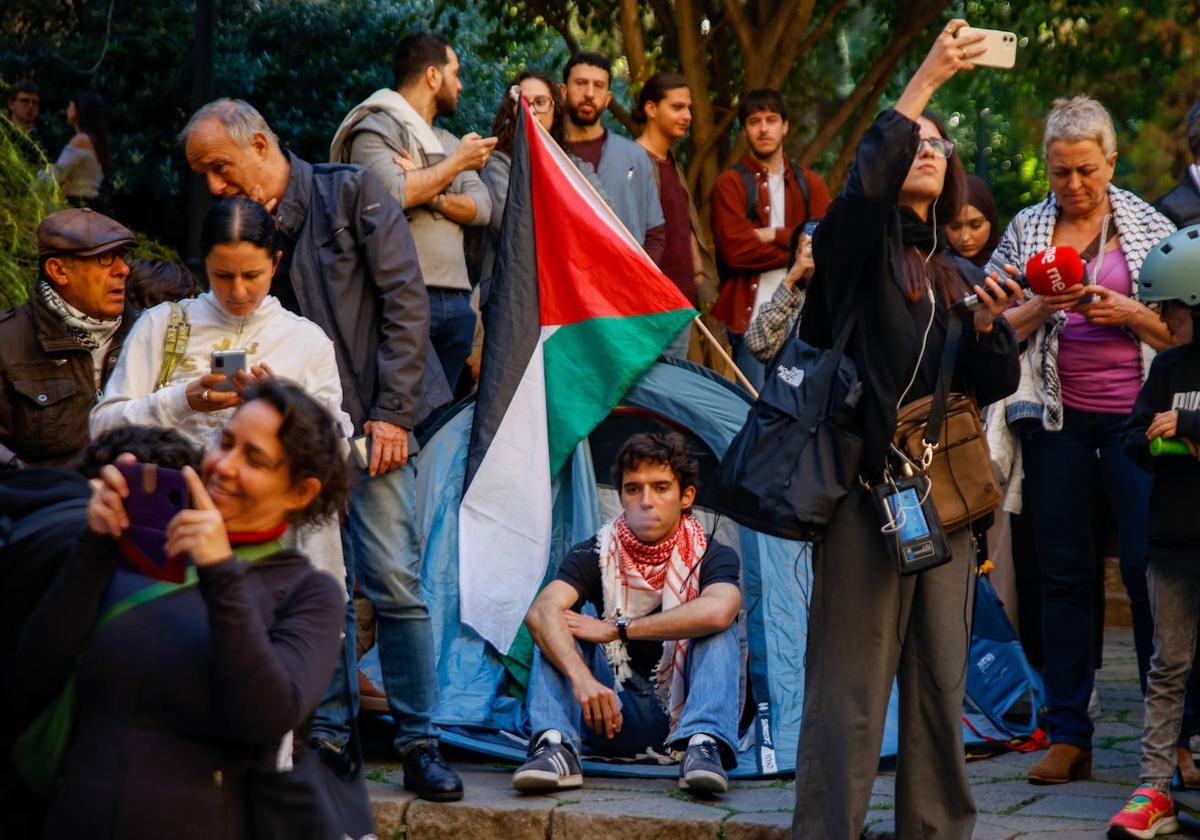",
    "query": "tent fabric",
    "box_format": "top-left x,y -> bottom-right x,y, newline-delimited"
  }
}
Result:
412,358 -> 1042,778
